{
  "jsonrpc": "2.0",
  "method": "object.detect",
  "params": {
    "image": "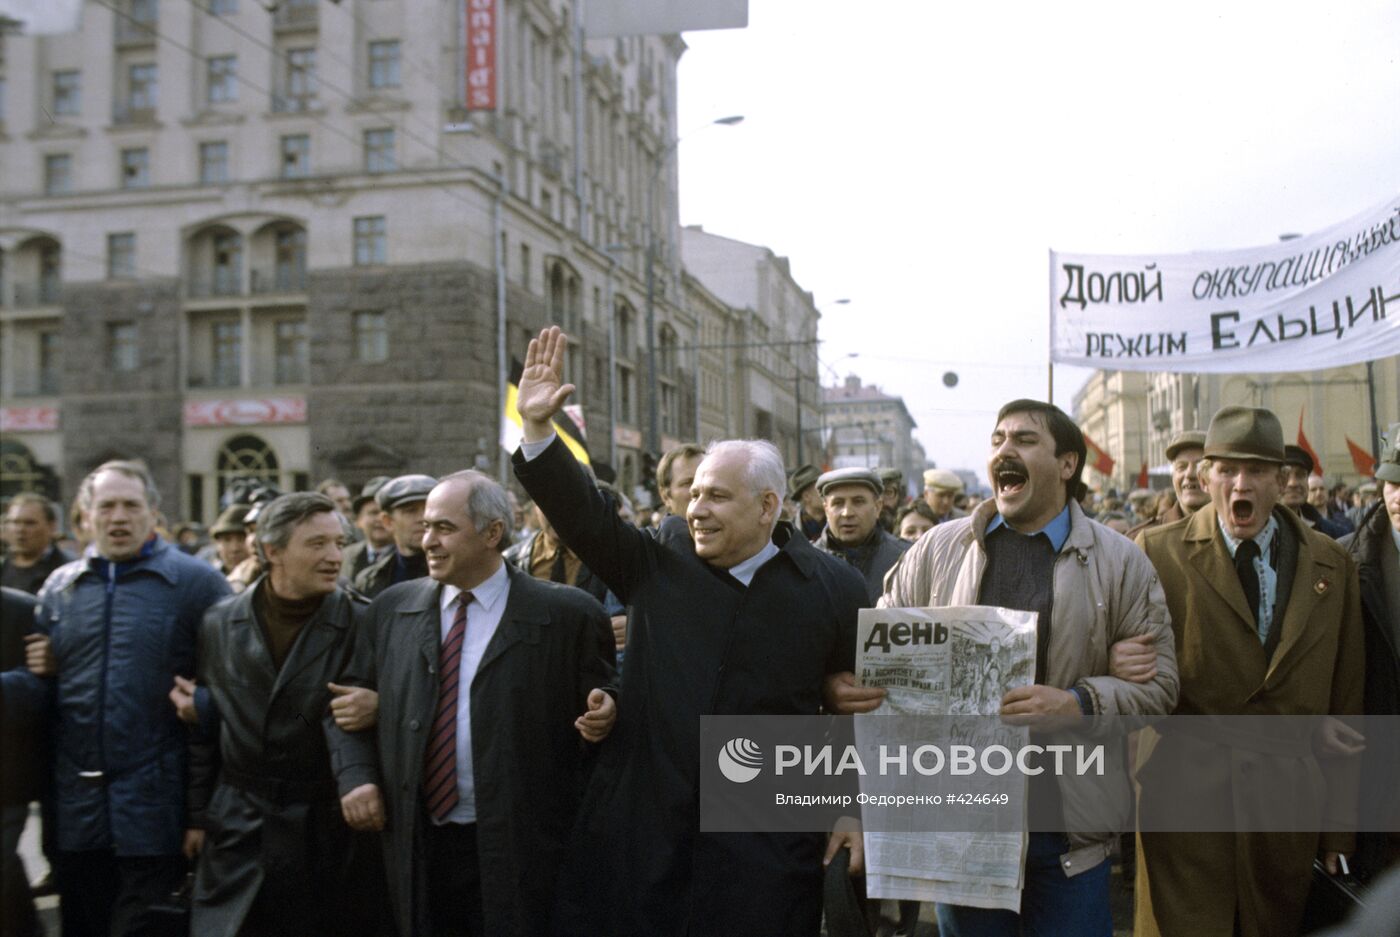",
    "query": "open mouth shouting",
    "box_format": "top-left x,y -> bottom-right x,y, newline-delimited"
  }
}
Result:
993,460 -> 1029,498
1229,496 -> 1257,528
